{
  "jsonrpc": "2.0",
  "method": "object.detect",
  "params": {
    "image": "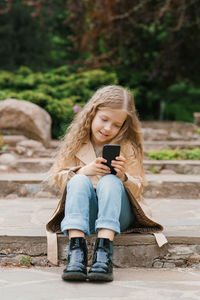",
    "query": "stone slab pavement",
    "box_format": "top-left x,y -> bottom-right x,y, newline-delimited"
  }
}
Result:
0,197 -> 200,237
0,267 -> 200,300
1,173 -> 200,182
